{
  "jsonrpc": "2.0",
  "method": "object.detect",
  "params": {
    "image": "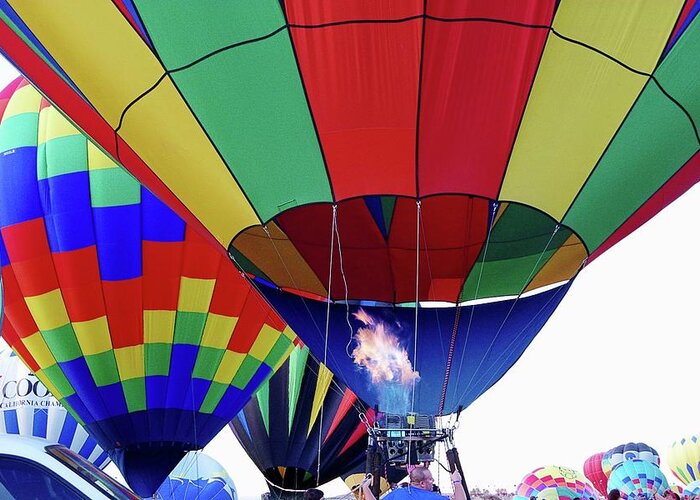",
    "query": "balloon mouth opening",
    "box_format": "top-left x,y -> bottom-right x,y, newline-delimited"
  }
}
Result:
229,195 -> 585,305
110,444 -> 190,497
